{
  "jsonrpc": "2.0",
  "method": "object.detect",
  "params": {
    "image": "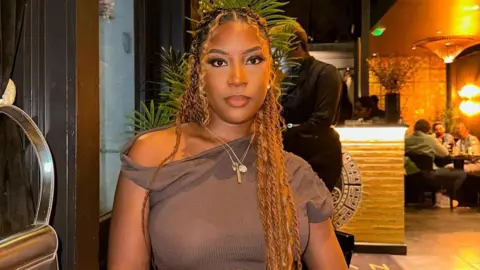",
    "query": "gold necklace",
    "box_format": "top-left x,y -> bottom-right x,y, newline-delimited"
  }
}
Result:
203,126 -> 255,184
